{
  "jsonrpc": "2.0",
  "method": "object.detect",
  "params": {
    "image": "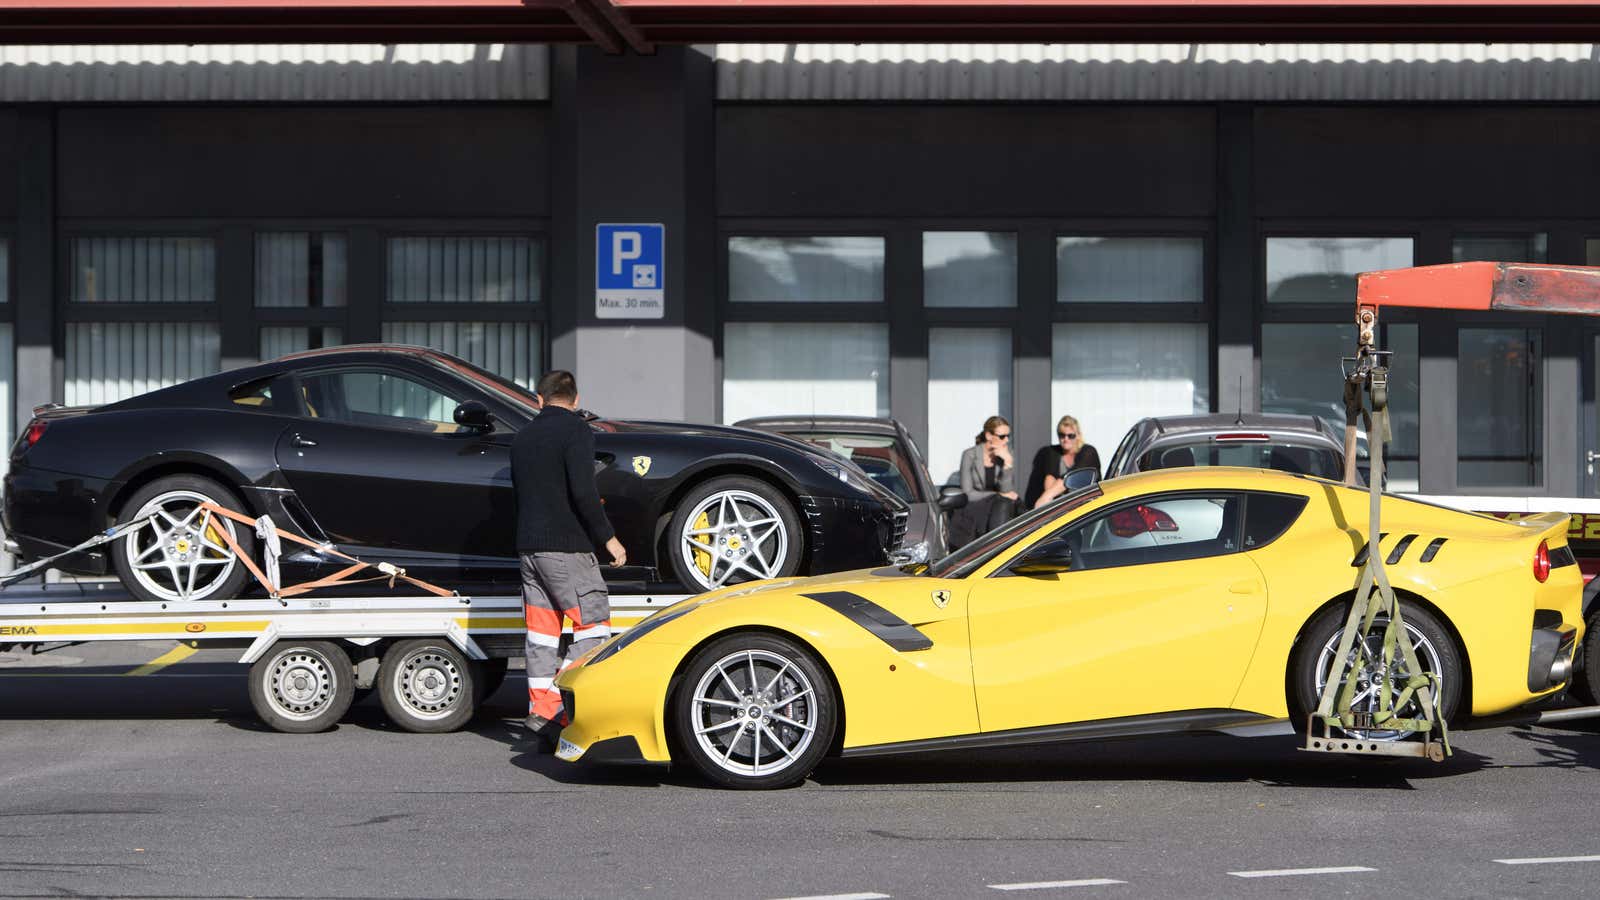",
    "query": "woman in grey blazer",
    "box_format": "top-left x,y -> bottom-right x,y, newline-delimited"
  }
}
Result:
956,415 -> 1019,536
